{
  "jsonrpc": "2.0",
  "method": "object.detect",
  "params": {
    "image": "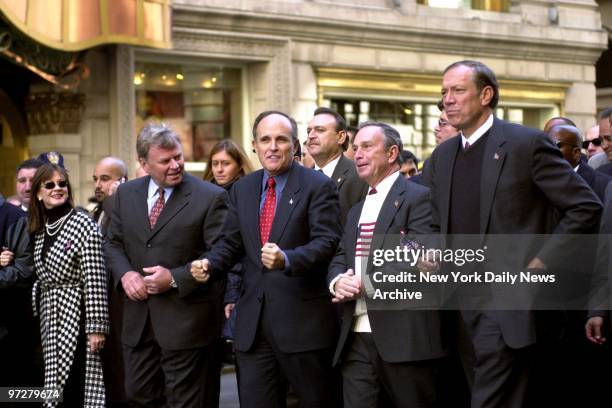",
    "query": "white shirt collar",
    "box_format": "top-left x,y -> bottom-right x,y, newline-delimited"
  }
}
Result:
147,178 -> 173,199
574,164 -> 580,172
314,154 -> 342,178
461,113 -> 494,149
369,170 -> 400,197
